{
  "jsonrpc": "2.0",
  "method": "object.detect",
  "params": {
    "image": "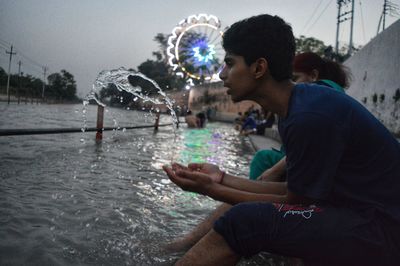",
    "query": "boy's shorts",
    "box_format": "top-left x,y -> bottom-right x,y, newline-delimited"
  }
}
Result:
214,202 -> 399,265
